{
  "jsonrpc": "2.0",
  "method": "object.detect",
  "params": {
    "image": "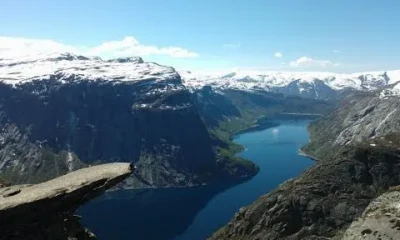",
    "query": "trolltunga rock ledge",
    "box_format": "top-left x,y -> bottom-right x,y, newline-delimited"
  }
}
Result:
0,162 -> 134,239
